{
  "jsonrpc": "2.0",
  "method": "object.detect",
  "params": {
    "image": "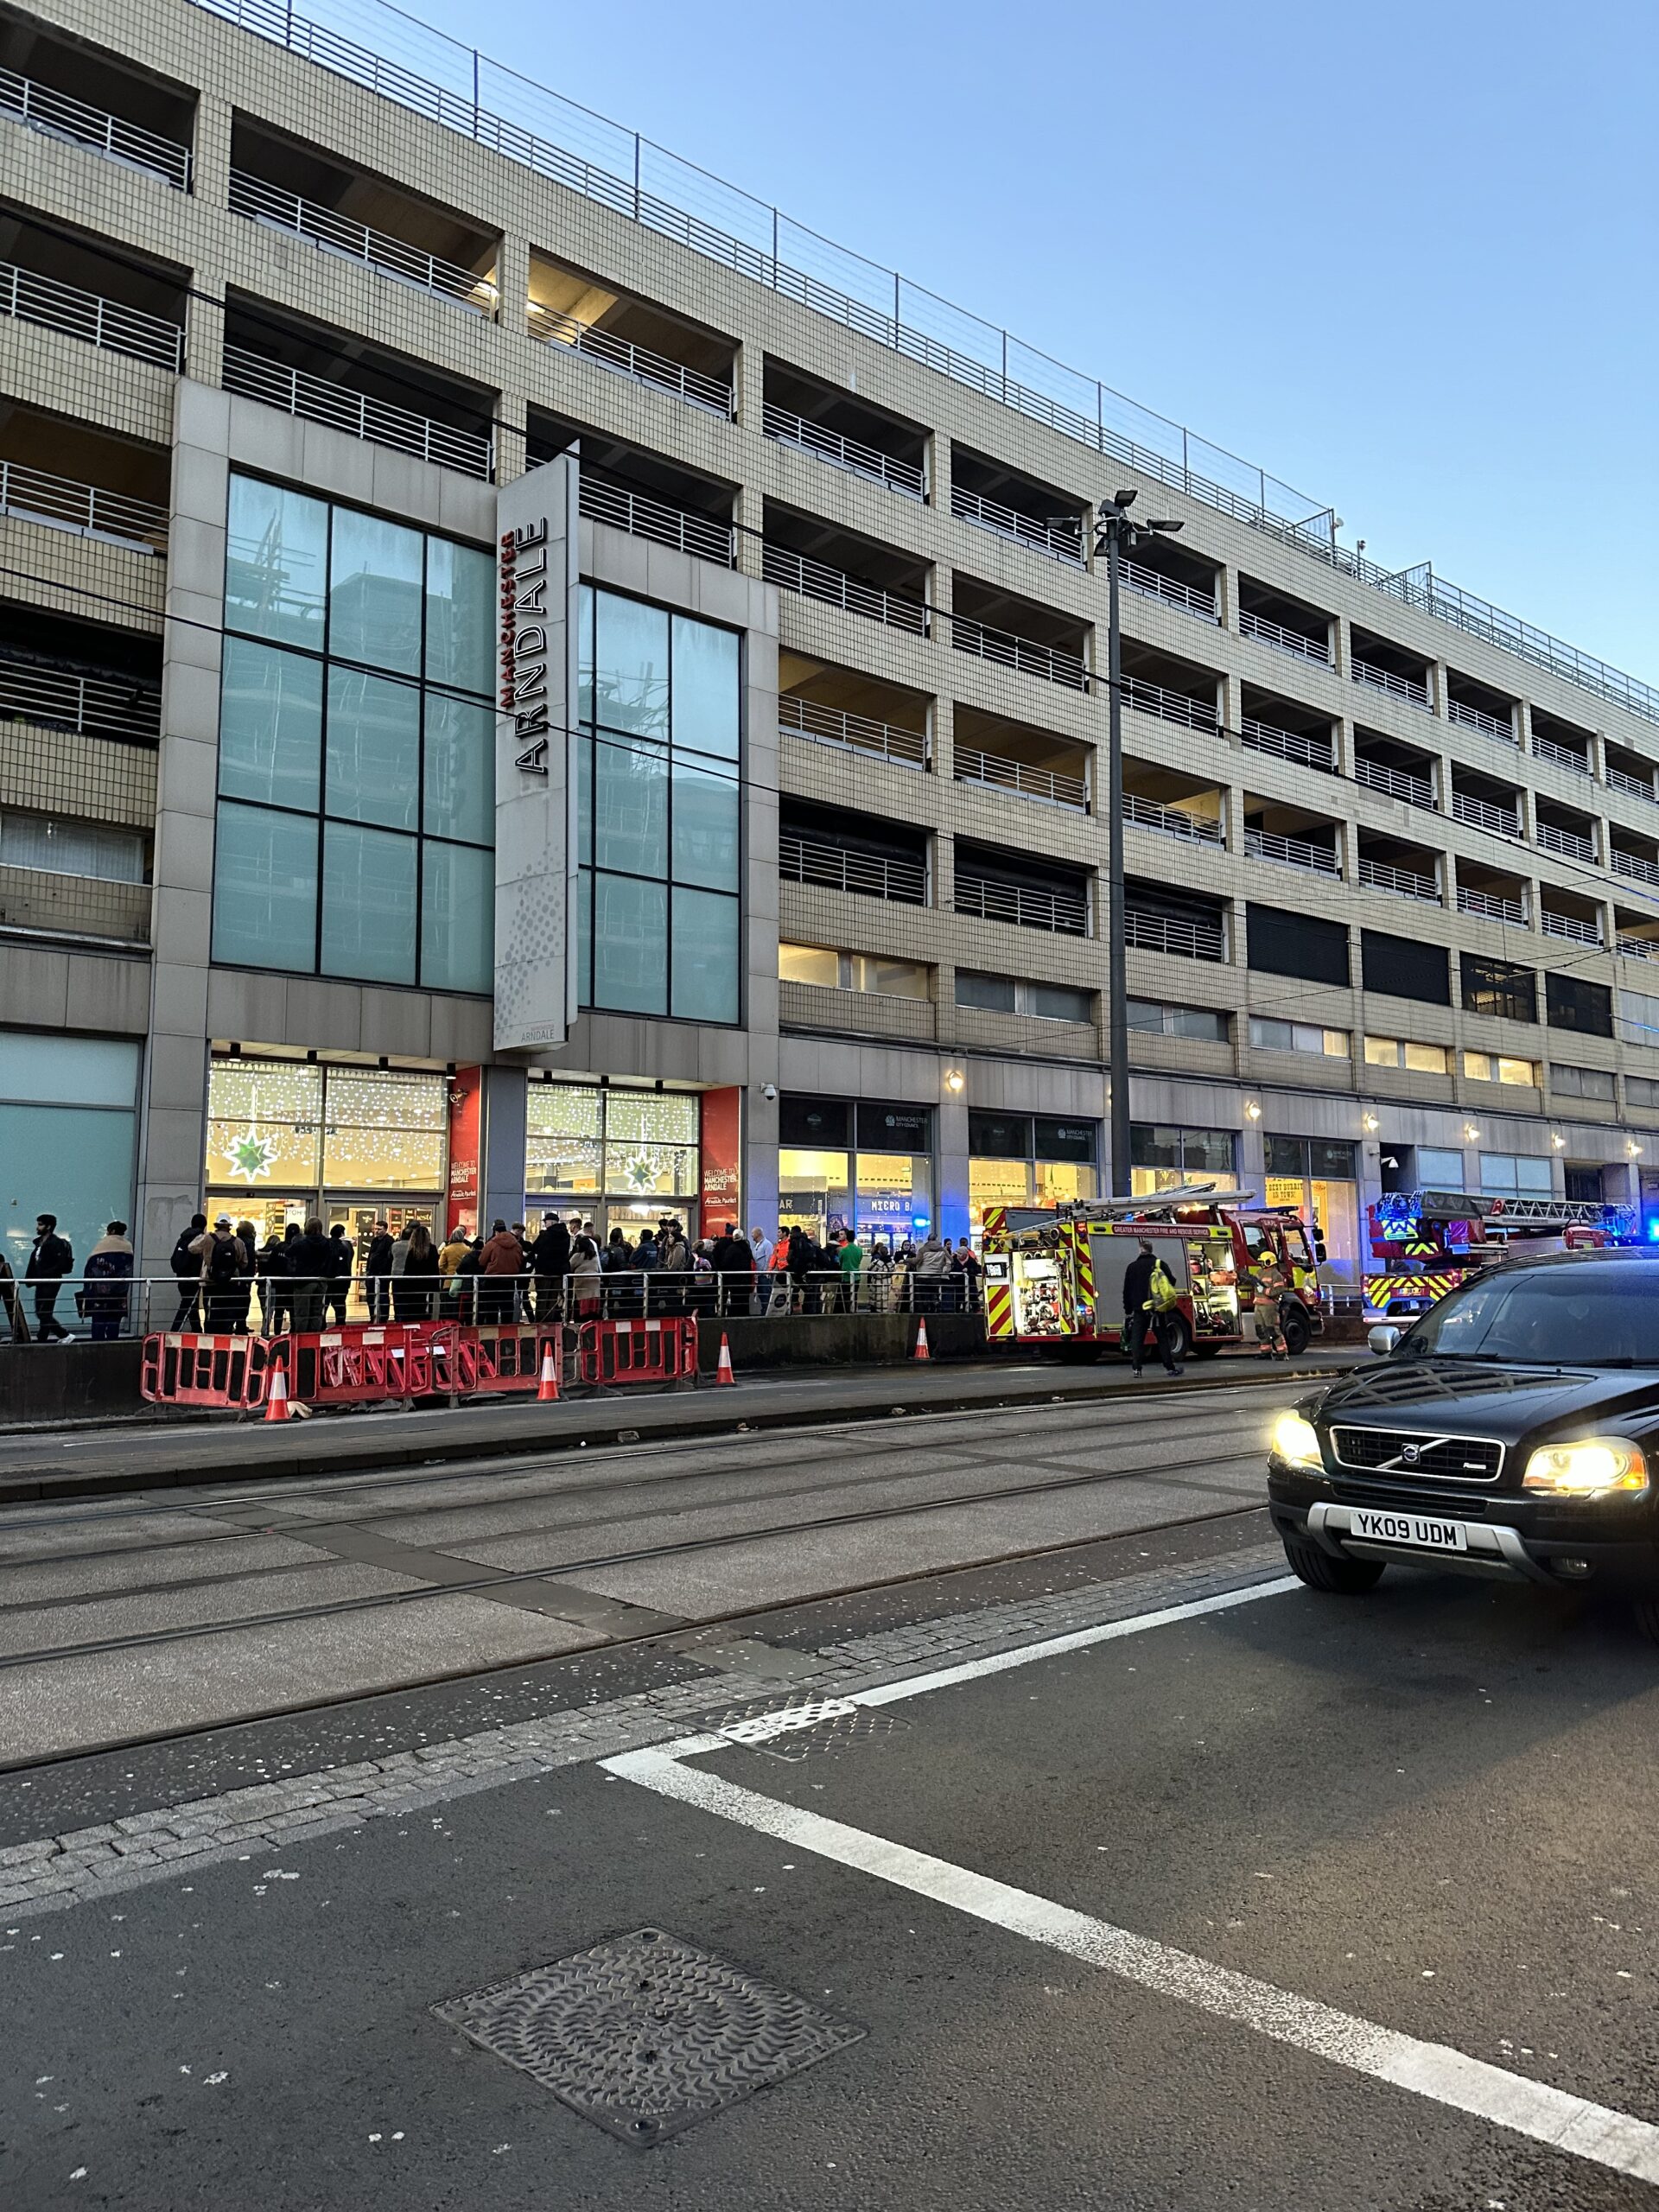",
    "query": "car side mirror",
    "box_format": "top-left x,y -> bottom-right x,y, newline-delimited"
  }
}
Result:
1368,1324 -> 1401,1357
1313,1241 -> 1328,1263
